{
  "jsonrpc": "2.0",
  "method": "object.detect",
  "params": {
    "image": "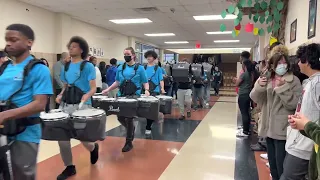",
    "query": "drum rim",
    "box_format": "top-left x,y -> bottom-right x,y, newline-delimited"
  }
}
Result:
71,109 -> 106,117
41,112 -> 69,120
